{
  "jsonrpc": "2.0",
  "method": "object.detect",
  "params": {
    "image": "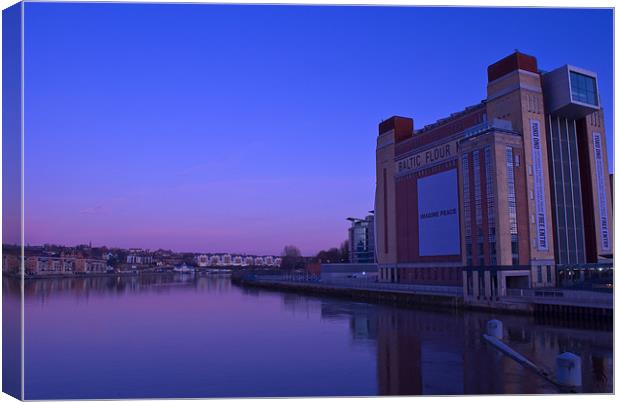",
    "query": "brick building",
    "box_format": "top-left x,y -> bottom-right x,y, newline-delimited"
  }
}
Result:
375,51 -> 613,303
